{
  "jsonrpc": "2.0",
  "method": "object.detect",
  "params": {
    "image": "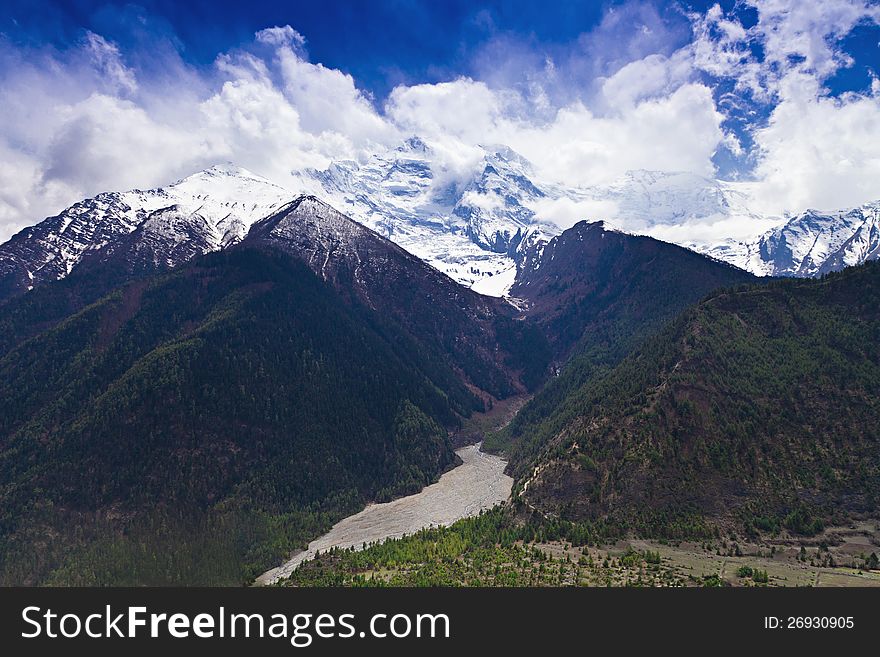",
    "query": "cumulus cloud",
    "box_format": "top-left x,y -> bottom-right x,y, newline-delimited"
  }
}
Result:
386,73 -> 726,188
255,25 -> 306,50
529,197 -> 621,230
688,0 -> 880,215
0,26 -> 395,241
272,40 -> 397,143
459,189 -> 507,214
386,78 -> 509,143
511,82 -> 725,185
750,76 -> 880,213
750,0 -> 878,84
